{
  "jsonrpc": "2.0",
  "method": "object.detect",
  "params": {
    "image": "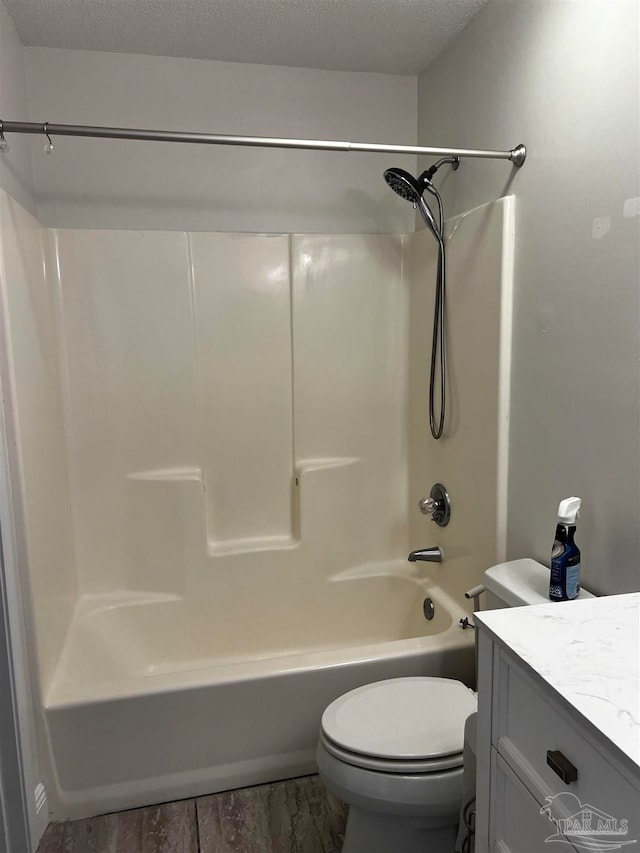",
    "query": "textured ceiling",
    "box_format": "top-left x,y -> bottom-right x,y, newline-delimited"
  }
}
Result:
5,0 -> 490,76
